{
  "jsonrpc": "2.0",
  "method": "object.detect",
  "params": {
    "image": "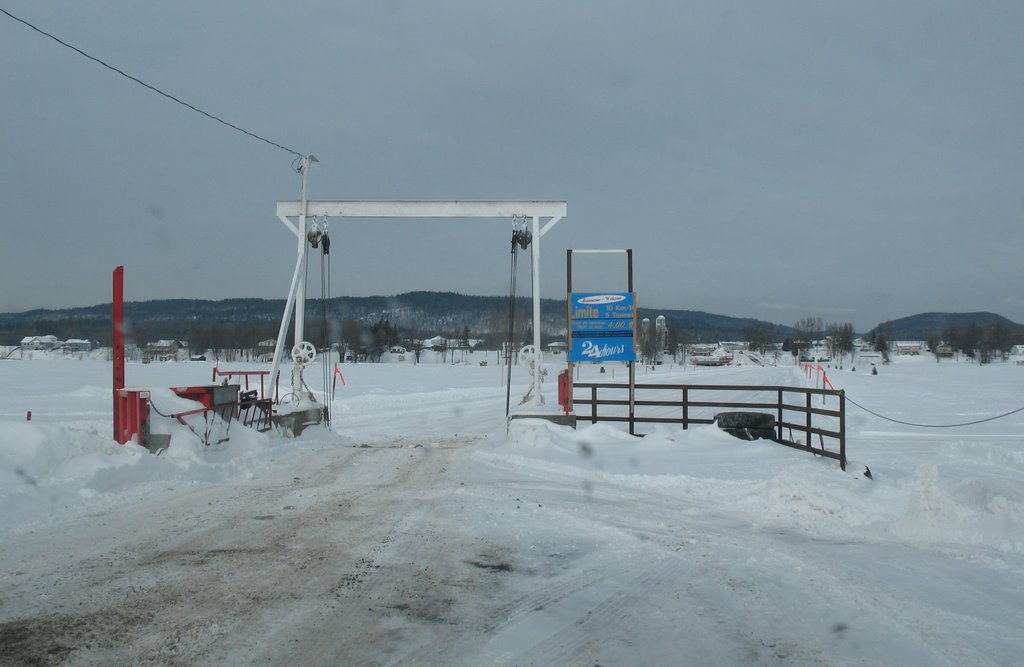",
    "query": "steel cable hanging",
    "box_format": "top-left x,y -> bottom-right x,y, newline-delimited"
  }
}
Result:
520,232 -> 537,406
845,394 -> 1024,428
302,242 -> 311,349
505,229 -> 520,416
0,8 -> 303,157
290,235 -> 317,411
505,221 -> 534,414
320,220 -> 332,424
